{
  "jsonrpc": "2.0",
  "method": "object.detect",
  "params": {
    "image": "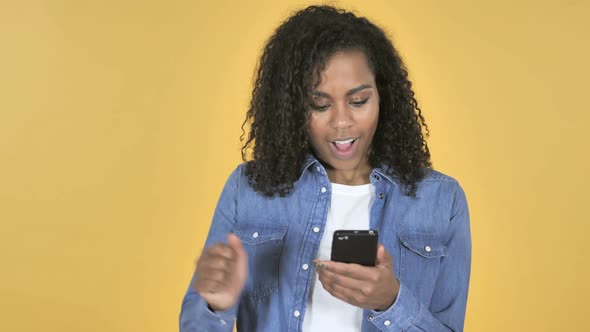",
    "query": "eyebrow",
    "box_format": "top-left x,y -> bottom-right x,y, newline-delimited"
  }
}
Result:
312,84 -> 373,98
